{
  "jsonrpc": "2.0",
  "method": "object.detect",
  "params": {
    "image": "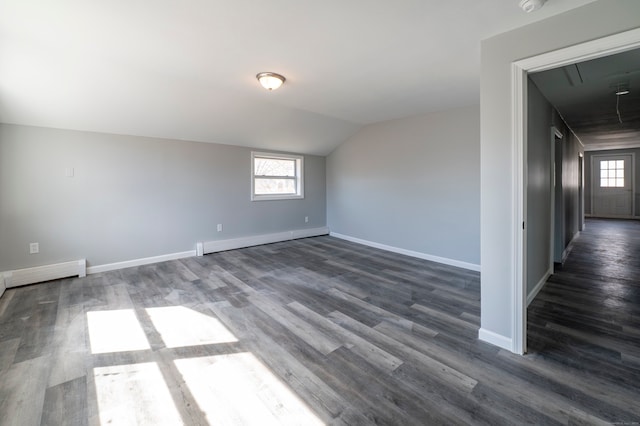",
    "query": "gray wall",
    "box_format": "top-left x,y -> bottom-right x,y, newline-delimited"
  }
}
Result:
0,124 -> 326,271
527,79 -> 583,295
526,79 -> 553,293
481,0 -> 640,341
552,113 -> 583,263
561,130 -> 583,248
327,105 -> 480,266
585,148 -> 640,217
